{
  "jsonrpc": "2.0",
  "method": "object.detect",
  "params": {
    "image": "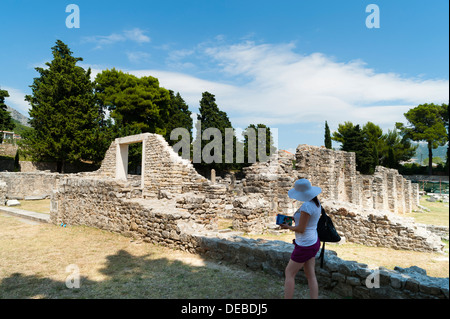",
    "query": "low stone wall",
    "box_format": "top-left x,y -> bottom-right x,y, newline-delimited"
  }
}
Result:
50,177 -> 193,248
0,180 -> 6,204
188,234 -> 448,299
174,184 -> 232,229
0,143 -> 18,157
0,172 -> 61,200
323,200 -> 444,253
